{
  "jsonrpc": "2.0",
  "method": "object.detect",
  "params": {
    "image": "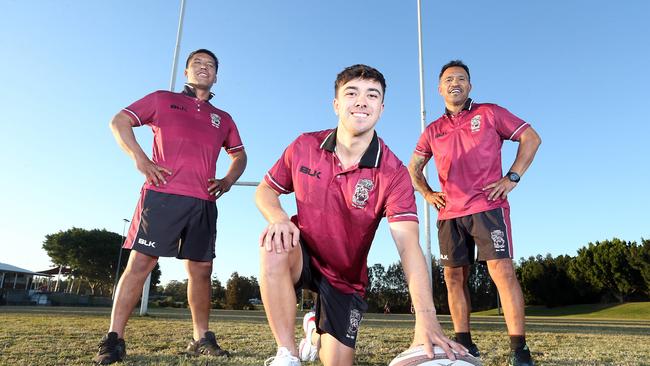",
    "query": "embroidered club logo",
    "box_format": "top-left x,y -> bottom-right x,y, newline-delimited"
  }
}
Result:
471,115 -> 481,132
491,229 -> 506,252
352,179 -> 374,208
210,113 -> 221,128
346,309 -> 362,338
